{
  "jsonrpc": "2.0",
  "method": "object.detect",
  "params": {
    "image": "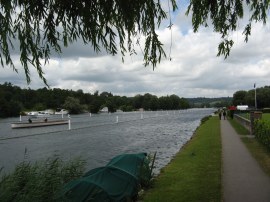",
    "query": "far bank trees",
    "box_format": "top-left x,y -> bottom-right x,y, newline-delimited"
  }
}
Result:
0,83 -> 190,118
232,86 -> 270,109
